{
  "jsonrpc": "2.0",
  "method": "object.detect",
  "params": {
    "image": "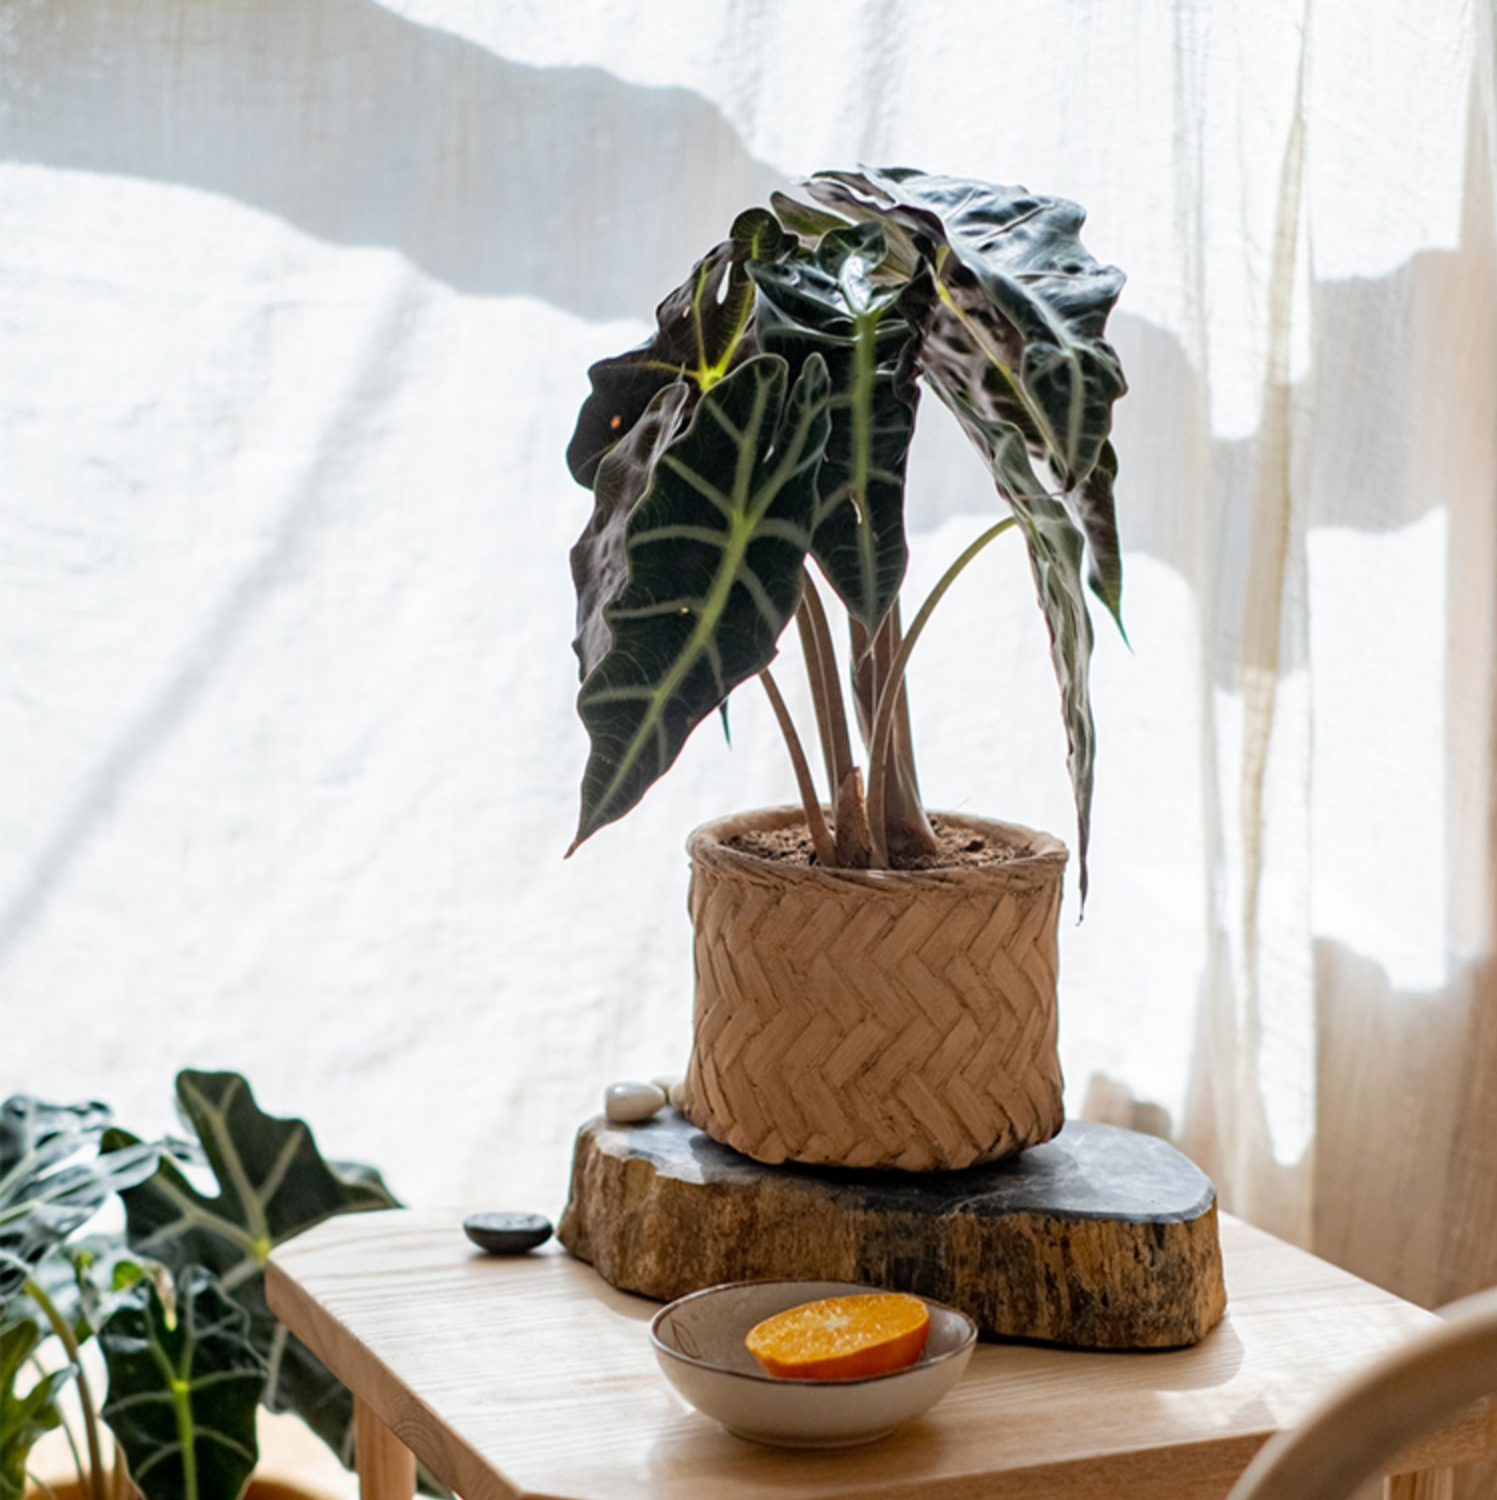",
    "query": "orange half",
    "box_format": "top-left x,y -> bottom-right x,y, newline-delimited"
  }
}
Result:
745,1292 -> 931,1380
